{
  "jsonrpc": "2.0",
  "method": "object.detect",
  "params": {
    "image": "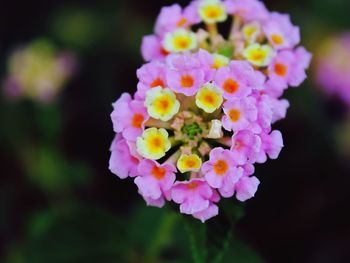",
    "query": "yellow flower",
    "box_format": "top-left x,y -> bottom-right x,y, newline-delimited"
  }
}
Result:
199,0 -> 227,24
195,83 -> 223,113
177,154 -> 202,173
242,22 -> 261,43
243,44 -> 274,67
211,54 -> 230,69
163,29 -> 198,53
136,128 -> 171,160
145,87 -> 180,121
